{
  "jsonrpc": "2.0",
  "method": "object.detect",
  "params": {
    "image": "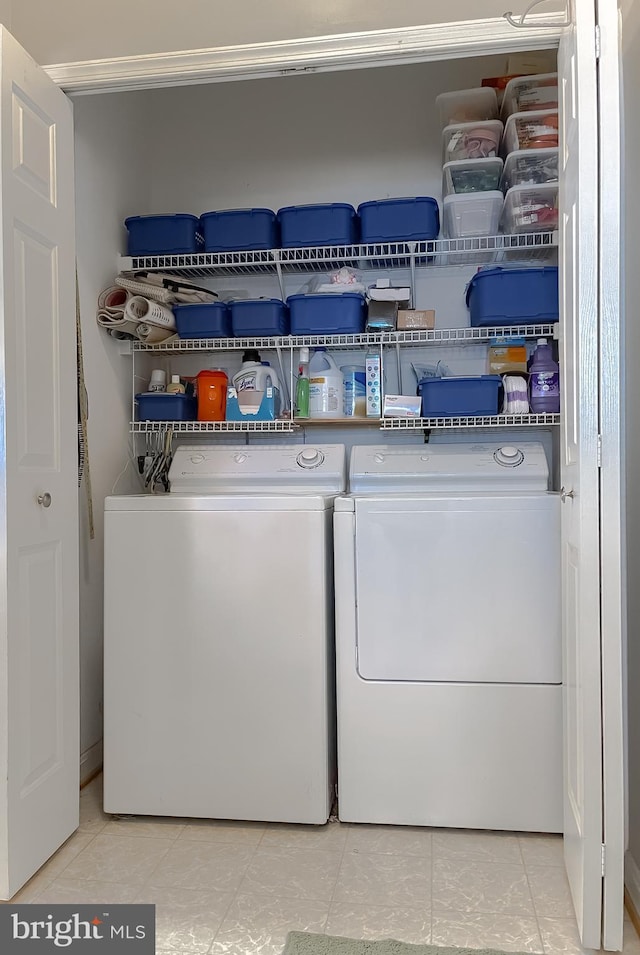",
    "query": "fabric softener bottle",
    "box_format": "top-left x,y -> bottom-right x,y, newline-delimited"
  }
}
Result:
529,338 -> 560,413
